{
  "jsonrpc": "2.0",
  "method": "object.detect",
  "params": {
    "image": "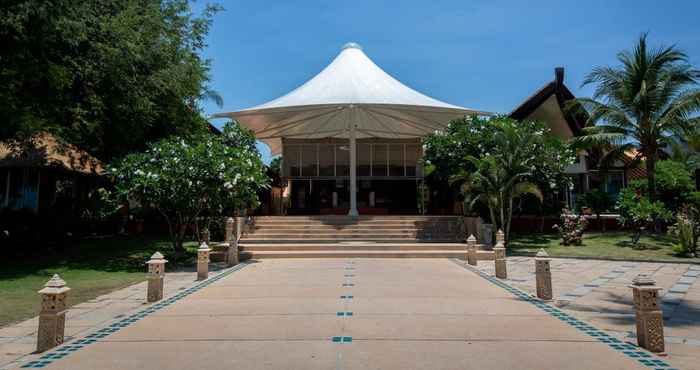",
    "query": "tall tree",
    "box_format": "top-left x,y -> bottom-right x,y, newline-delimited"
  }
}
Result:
0,0 -> 222,162
109,128 -> 268,253
572,34 -> 700,200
